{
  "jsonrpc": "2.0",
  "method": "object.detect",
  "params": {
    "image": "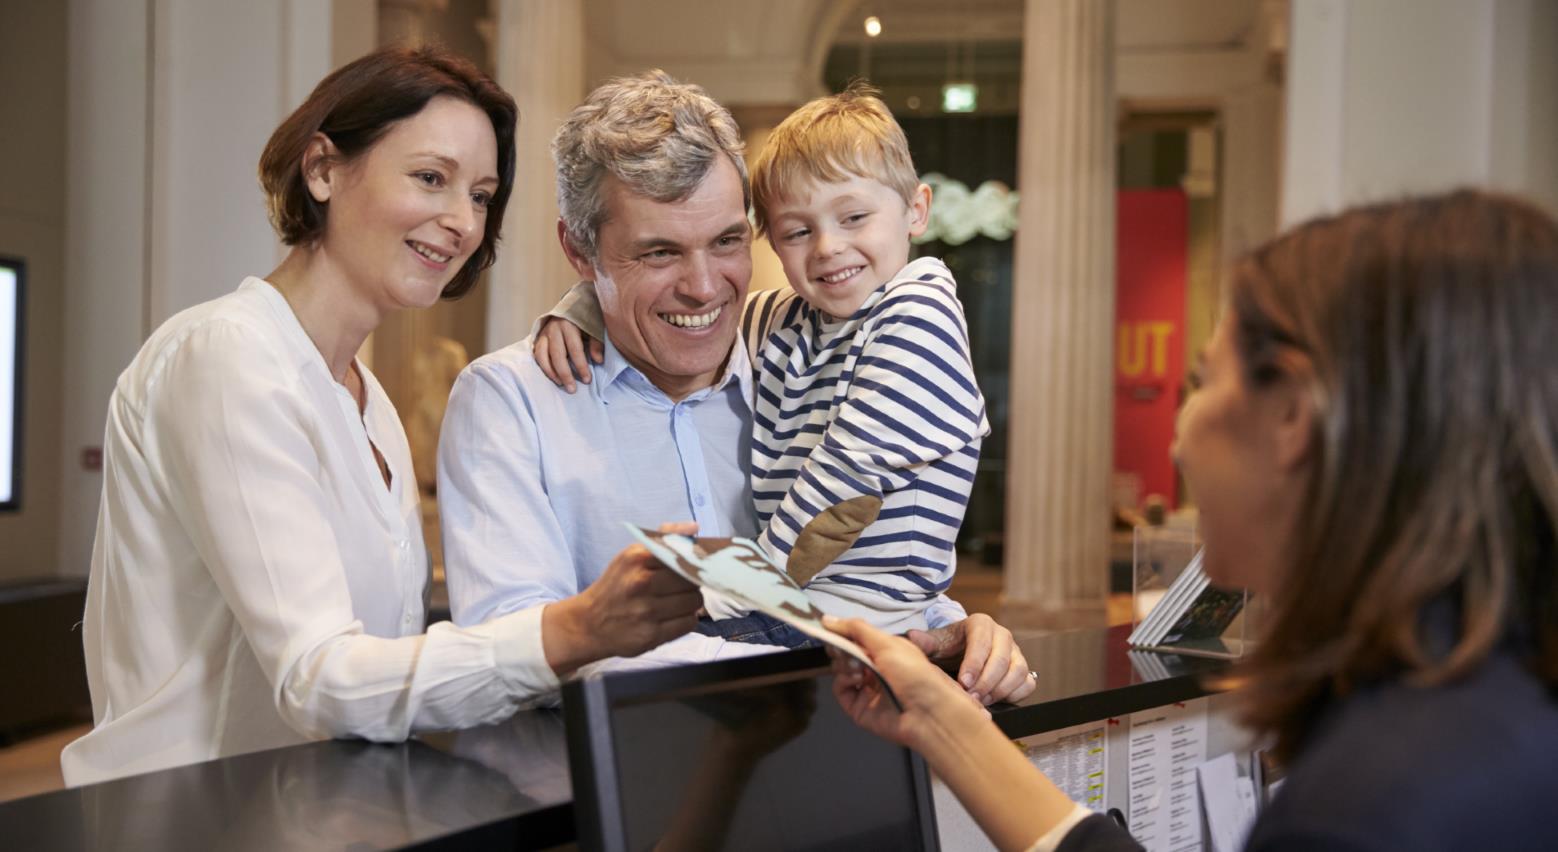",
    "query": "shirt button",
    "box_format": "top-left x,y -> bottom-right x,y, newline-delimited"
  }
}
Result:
695,495 -> 706,507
